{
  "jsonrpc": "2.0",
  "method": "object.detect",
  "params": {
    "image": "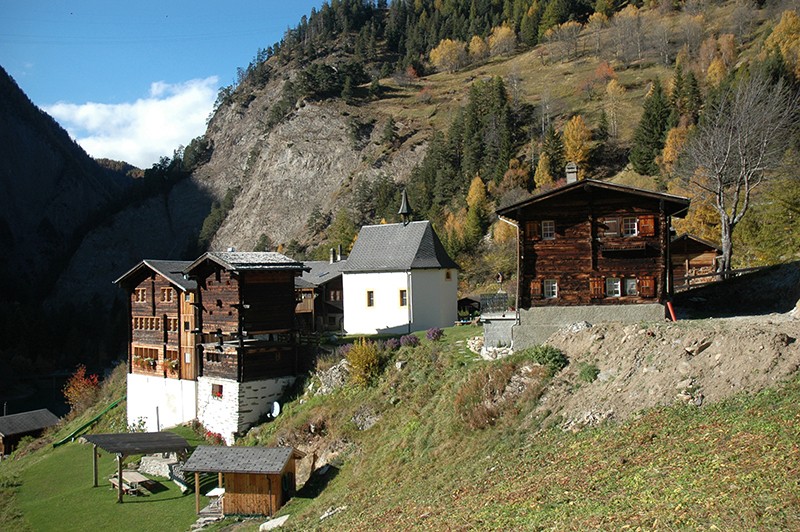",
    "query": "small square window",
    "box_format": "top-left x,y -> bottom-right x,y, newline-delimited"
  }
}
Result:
606,277 -> 621,297
541,220 -> 556,240
624,278 -> 638,296
399,289 -> 408,306
134,288 -> 147,303
184,293 -> 191,302
543,279 -> 558,299
211,384 -> 223,398
445,270 -> 452,280
184,351 -> 191,364
366,290 -> 374,307
184,321 -> 190,331
622,217 -> 638,236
